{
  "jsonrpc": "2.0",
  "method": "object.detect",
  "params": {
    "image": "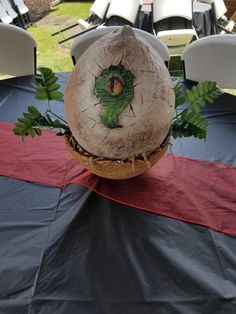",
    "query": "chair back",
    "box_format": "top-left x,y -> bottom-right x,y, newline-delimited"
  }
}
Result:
106,0 -> 140,25
0,23 -> 36,77
153,0 -> 196,56
70,26 -> 170,65
181,34 -> 236,89
153,0 -> 193,23
90,0 -> 111,20
0,1 -> 12,23
212,0 -> 227,19
13,0 -> 29,14
200,1 -> 228,19
0,0 -> 18,19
